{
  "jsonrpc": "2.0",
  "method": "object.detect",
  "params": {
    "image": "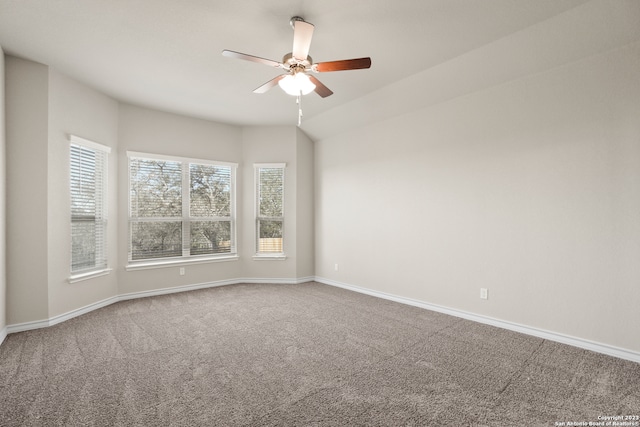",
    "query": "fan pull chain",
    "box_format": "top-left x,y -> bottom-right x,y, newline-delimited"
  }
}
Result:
296,93 -> 303,126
